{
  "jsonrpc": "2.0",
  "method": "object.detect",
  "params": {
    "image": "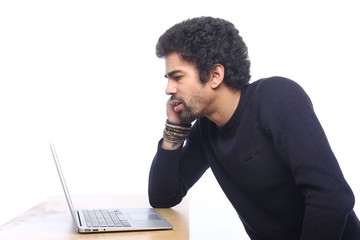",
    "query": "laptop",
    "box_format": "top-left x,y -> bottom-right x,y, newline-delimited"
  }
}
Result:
49,141 -> 173,233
